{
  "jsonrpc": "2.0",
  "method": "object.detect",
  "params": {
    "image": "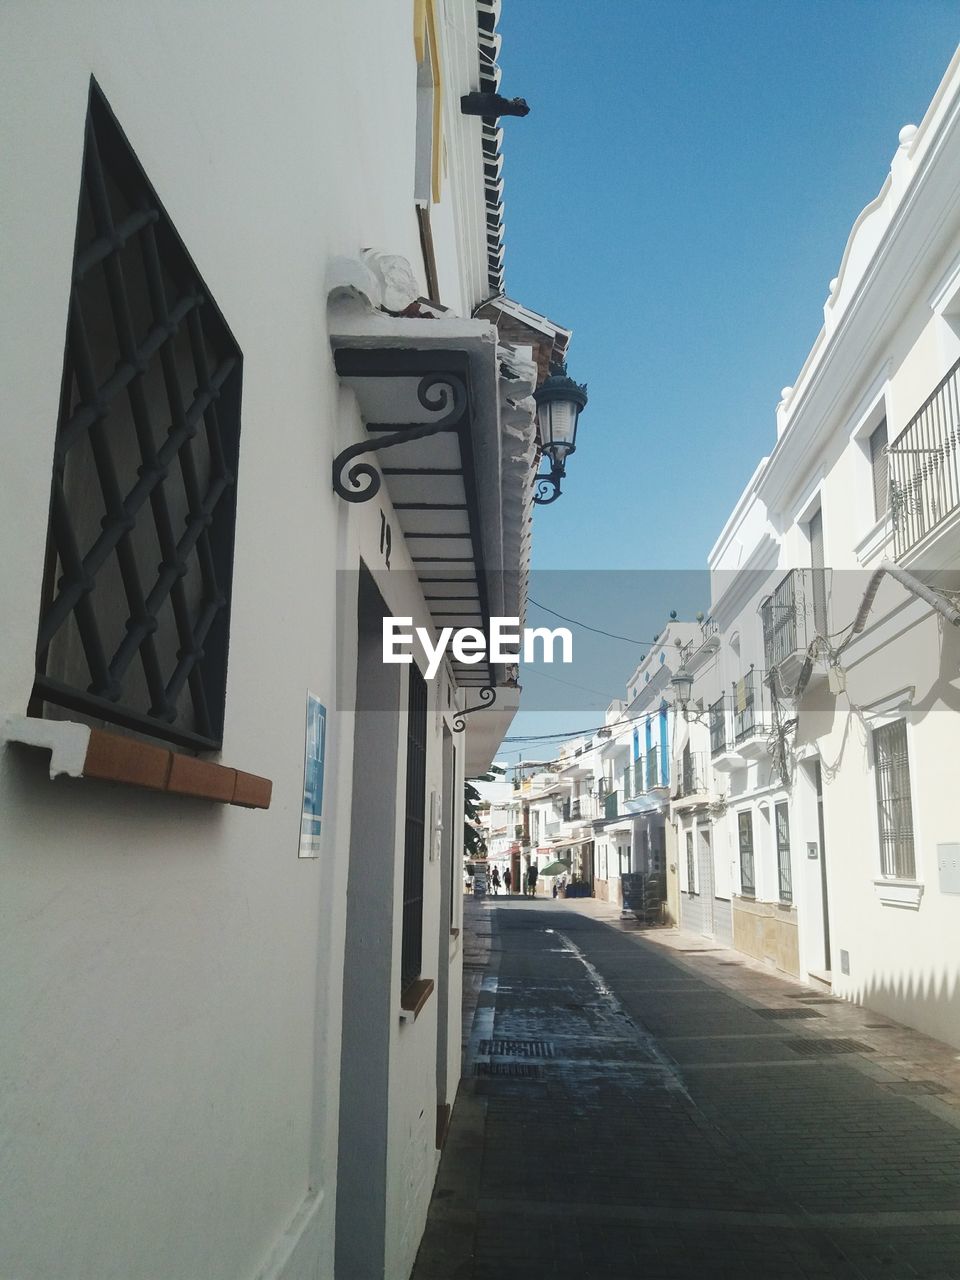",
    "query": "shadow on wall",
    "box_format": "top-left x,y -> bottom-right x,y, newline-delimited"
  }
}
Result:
841,962 -> 960,1052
